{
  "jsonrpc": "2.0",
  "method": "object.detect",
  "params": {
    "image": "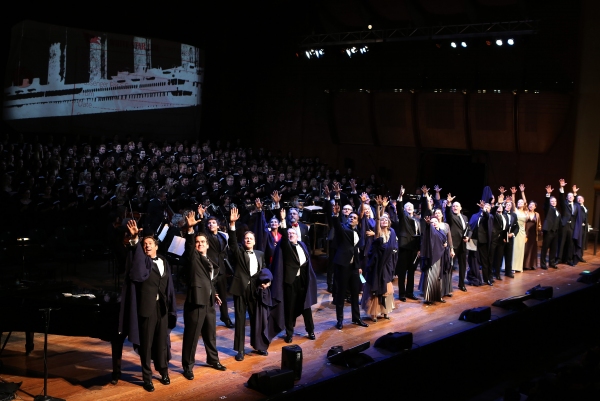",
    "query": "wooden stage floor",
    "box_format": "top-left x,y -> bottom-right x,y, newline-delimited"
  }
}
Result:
1,251 -> 599,401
